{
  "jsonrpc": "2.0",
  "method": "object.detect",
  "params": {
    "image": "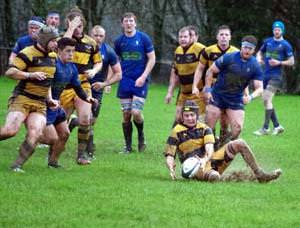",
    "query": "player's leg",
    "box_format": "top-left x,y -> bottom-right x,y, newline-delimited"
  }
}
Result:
225,139 -> 282,182
74,97 -> 92,164
0,111 -> 26,140
11,112 -> 46,171
132,96 -> 146,152
226,109 -> 244,140
120,98 -> 133,153
205,104 -> 222,133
